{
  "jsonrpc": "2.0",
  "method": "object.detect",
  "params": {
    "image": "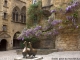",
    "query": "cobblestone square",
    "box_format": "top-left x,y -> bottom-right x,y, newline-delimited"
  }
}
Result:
0,50 -> 80,60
